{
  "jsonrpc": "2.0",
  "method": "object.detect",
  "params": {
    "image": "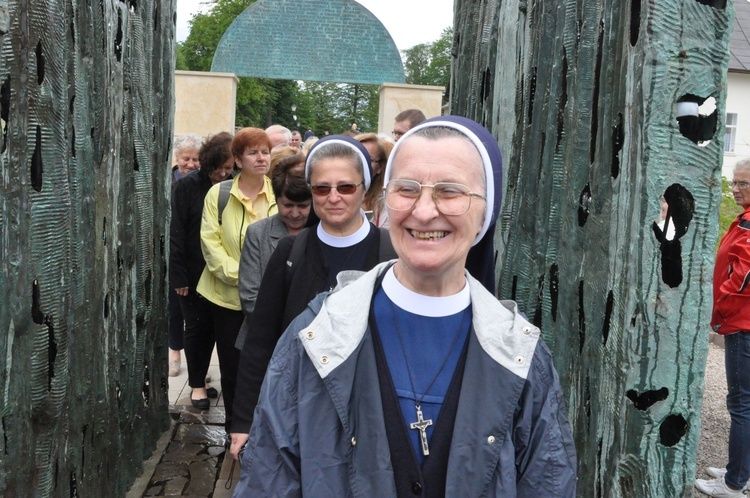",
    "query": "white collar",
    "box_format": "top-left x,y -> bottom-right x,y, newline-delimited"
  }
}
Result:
382,266 -> 470,317
317,211 -> 370,248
